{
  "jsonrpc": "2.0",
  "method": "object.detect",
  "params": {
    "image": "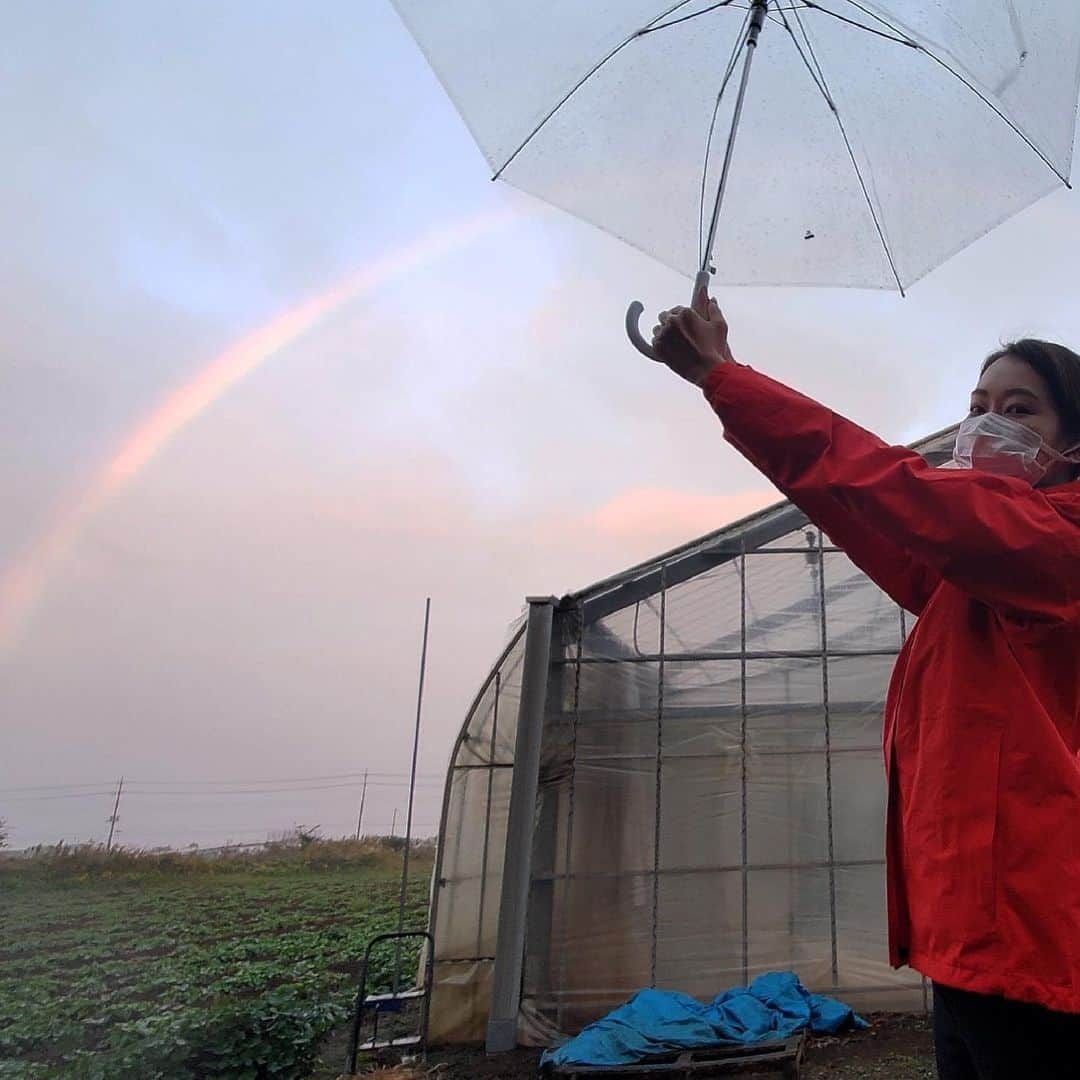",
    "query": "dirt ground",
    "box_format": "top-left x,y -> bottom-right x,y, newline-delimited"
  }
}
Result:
323,1012 -> 935,1079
